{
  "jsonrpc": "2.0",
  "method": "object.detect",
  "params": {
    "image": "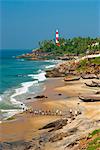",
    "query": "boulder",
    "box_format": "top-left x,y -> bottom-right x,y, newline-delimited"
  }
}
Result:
34,95 -> 48,99
45,69 -> 65,78
39,118 -> 68,131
